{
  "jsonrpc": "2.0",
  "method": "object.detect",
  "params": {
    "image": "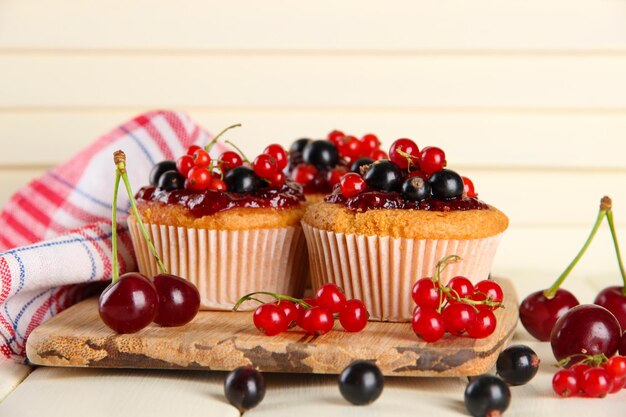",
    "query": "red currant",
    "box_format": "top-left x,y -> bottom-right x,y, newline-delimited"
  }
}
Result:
552,369 -> 579,397
263,144 -> 288,171
412,307 -> 445,342
411,278 -> 441,310
294,297 -> 317,327
301,306 -> 334,335
446,276 -> 474,301
442,303 -> 476,335
292,164 -> 317,184
315,283 -> 347,314
360,134 -> 380,156
328,130 -> 345,145
192,149 -> 211,168
268,171 -> 286,188
370,149 -> 387,161
218,151 -> 243,171
327,168 -> 346,187
570,363 -> 591,378
253,303 -> 288,336
466,309 -> 497,339
252,154 -> 279,179
420,146 -> 446,174
274,300 -> 299,328
208,178 -> 227,191
389,138 -> 420,169
339,299 -> 368,332
176,155 -> 194,177
186,145 -> 202,156
187,167 -> 211,190
581,367 -> 611,398
462,176 -> 477,197
338,136 -> 362,159
474,280 -> 504,309
339,173 -> 366,199
605,355 -> 626,379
